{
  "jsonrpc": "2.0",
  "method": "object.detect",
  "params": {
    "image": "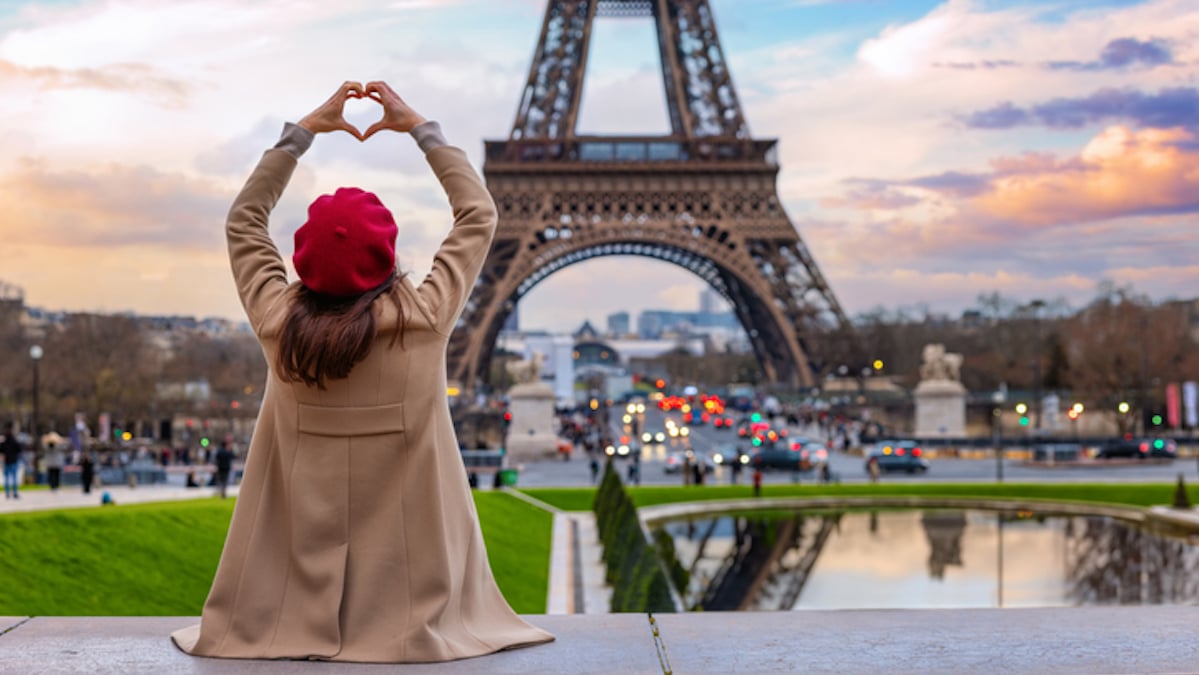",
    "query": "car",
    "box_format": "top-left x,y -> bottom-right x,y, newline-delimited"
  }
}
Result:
1096,438 -> 1177,459
664,450 -> 715,474
866,440 -> 929,474
710,445 -> 749,467
749,445 -> 814,471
